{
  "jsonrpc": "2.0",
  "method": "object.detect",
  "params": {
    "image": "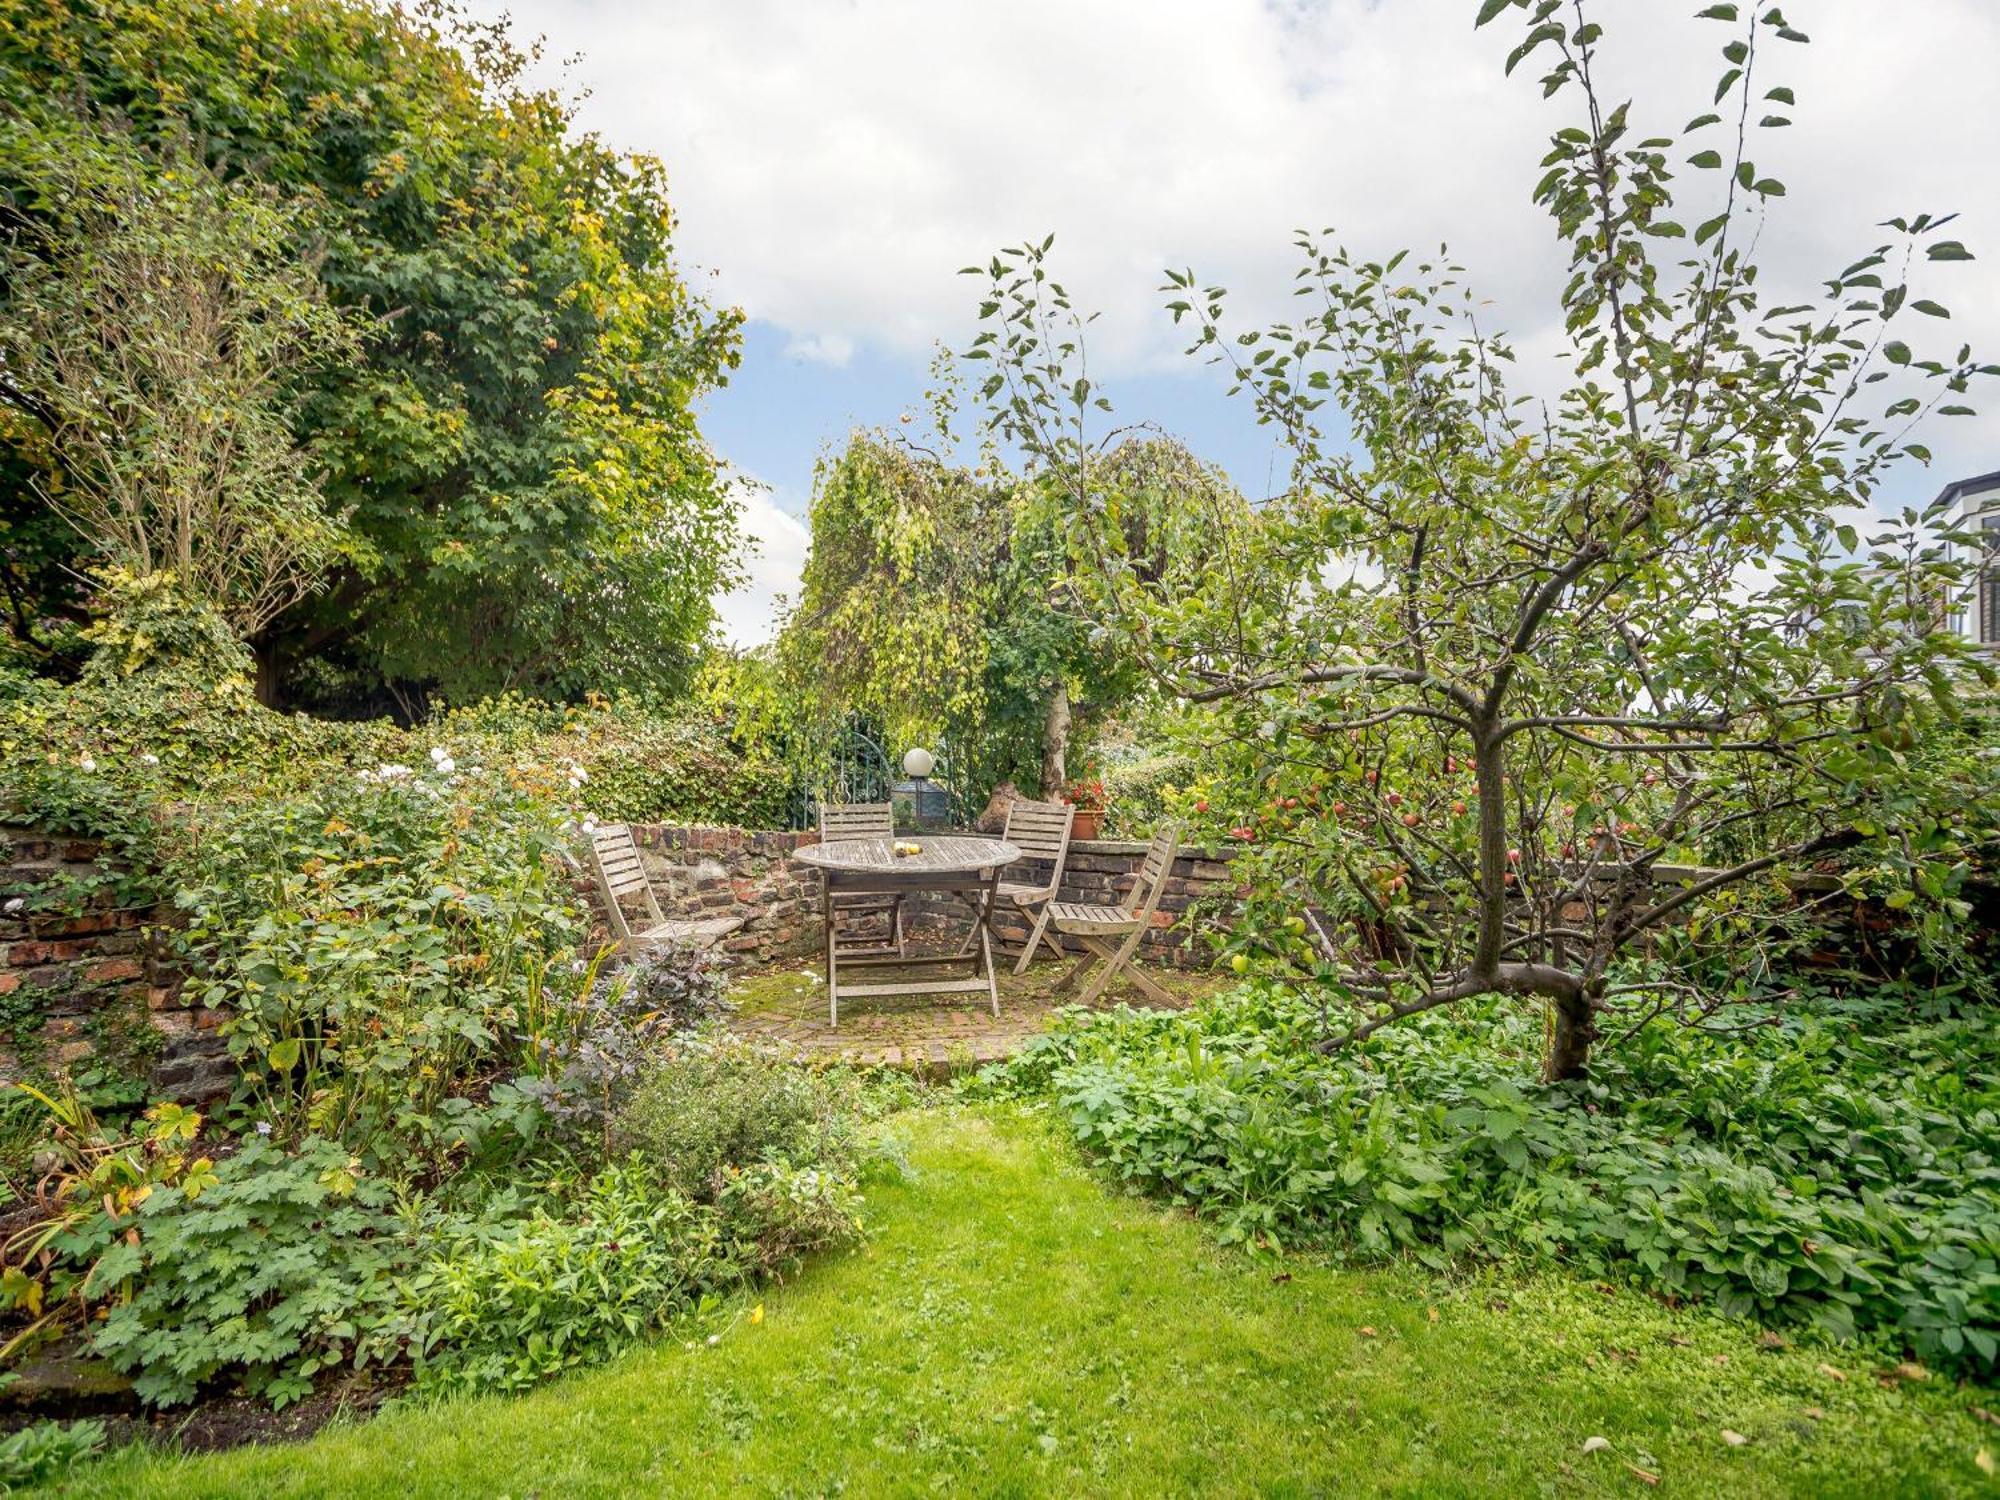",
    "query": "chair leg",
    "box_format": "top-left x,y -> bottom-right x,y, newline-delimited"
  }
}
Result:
1075,929 -> 1147,1008
1122,960 -> 1176,1007
1049,942 -> 1097,997
1013,904 -> 1054,976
